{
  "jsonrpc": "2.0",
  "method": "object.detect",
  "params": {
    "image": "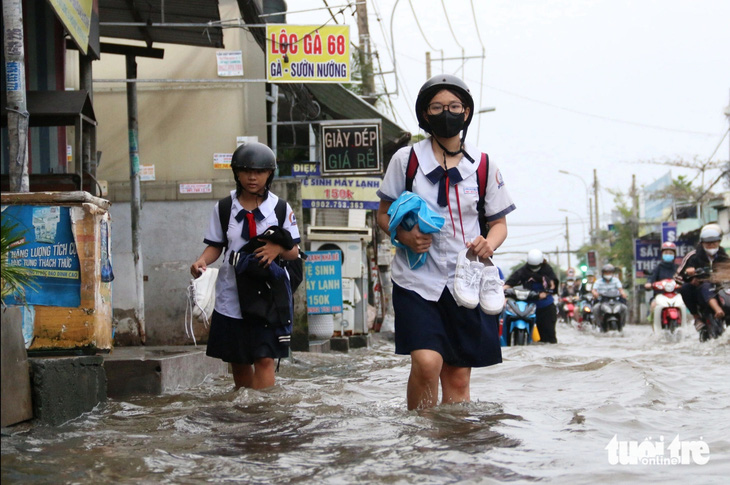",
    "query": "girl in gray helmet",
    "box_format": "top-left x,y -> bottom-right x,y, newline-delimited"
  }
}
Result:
376,75 -> 515,410
190,142 -> 300,390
